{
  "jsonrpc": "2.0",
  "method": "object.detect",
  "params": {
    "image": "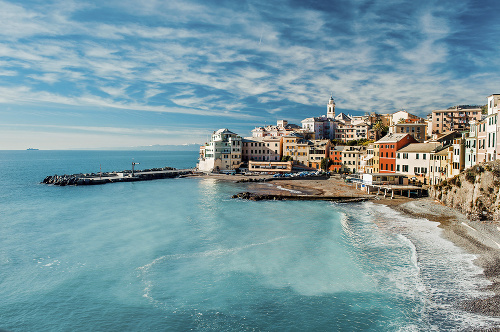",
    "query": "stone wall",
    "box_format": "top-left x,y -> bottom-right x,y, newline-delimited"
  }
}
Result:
428,161 -> 500,221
